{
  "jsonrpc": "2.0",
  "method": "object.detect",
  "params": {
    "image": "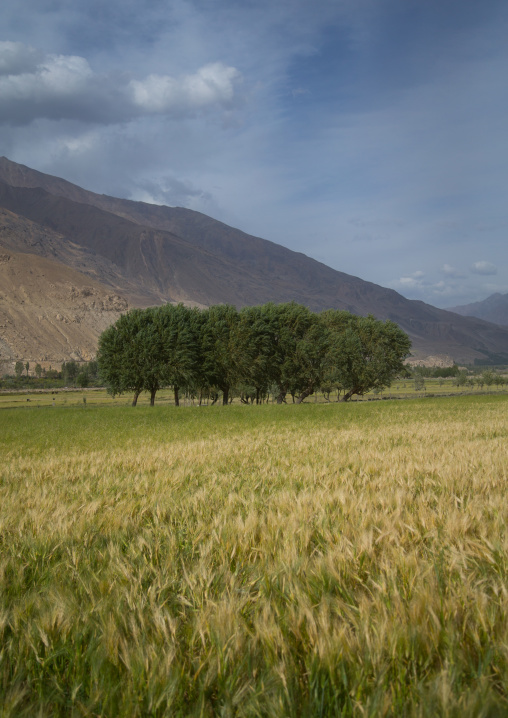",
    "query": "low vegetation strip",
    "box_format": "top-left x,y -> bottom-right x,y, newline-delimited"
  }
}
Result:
1,396 -> 508,716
